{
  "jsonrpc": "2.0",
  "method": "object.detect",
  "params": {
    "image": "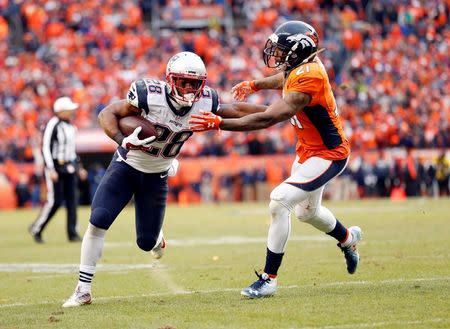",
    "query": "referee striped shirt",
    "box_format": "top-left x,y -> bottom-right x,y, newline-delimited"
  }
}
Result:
42,117 -> 77,170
